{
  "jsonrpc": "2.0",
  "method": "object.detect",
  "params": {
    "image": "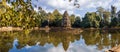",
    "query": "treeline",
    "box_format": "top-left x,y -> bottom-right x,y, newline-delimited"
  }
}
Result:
0,0 -> 120,29
0,0 -> 79,28
81,7 -> 120,28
